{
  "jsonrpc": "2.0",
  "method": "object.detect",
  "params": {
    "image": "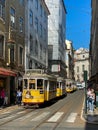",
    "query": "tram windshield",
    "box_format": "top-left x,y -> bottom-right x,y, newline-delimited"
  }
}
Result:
37,79 -> 43,89
29,79 -> 35,89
